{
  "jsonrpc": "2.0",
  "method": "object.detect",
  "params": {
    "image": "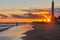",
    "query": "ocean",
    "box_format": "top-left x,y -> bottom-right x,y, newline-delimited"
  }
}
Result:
0,22 -> 33,40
